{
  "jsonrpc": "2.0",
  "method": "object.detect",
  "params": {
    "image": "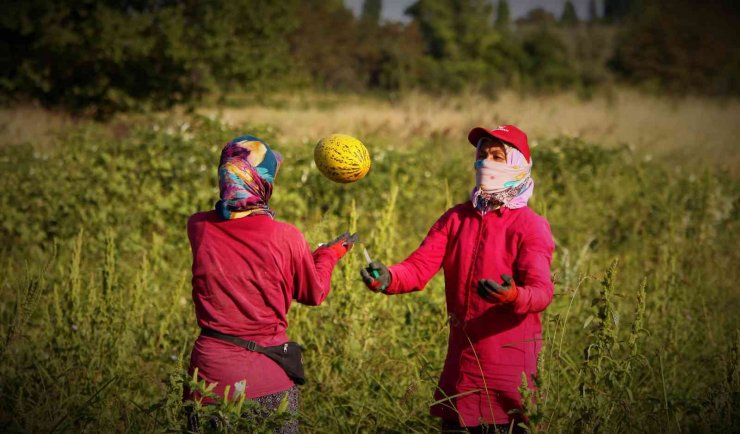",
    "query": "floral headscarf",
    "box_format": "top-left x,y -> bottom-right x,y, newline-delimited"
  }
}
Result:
215,135 -> 282,220
471,143 -> 534,213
